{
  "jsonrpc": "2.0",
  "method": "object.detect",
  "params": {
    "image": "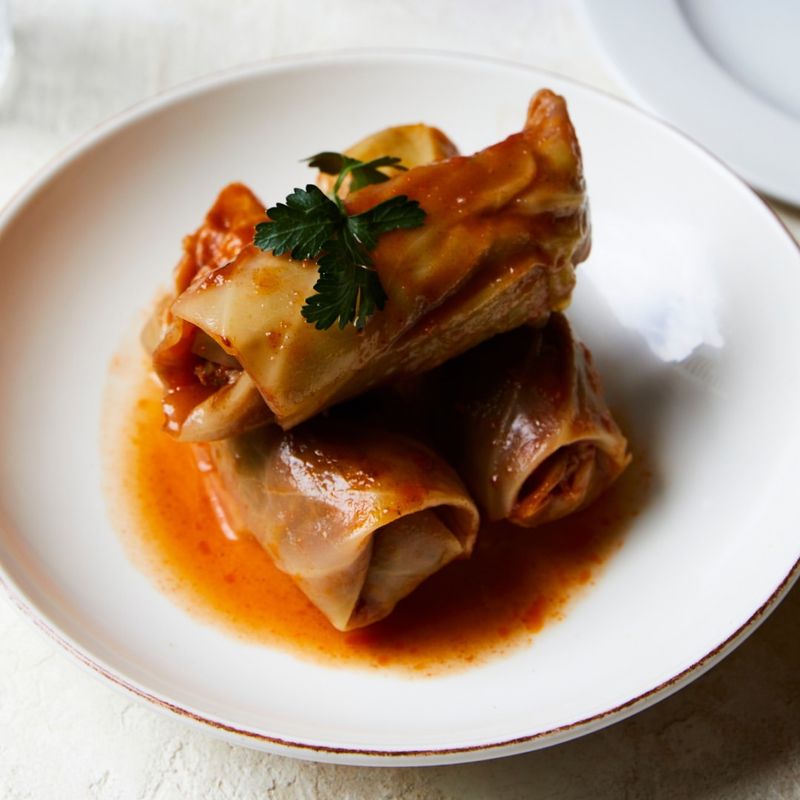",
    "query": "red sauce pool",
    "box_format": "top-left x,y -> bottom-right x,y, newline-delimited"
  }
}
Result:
107,357 -> 649,675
